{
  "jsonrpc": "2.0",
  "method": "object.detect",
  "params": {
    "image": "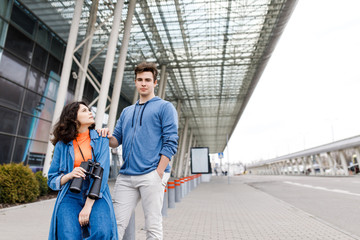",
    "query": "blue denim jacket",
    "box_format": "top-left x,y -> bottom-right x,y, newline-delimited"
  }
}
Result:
47,129 -> 118,240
